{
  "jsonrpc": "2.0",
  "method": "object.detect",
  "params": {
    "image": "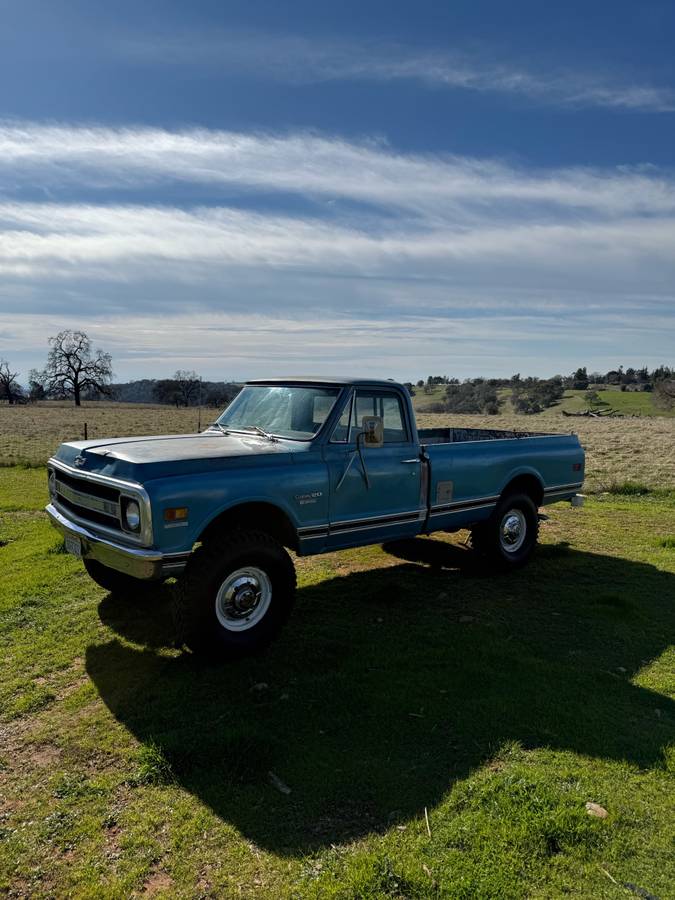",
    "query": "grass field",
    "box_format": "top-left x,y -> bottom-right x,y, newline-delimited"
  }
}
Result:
1,467 -> 674,898
555,388 -> 670,418
1,403 -> 674,897
2,401 -> 675,494
0,402 -> 205,468
414,411 -> 675,494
